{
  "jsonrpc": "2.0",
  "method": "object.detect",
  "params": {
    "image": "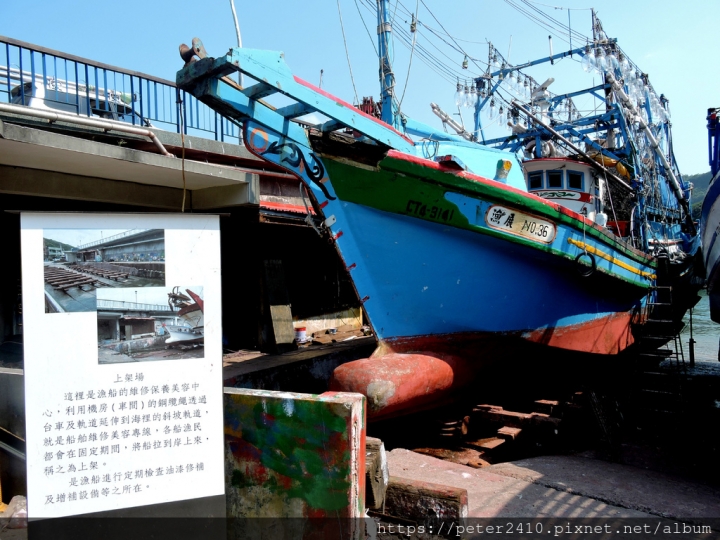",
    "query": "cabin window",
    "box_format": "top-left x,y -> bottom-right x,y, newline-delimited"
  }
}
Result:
567,171 -> 583,190
547,171 -> 563,188
528,172 -> 543,189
